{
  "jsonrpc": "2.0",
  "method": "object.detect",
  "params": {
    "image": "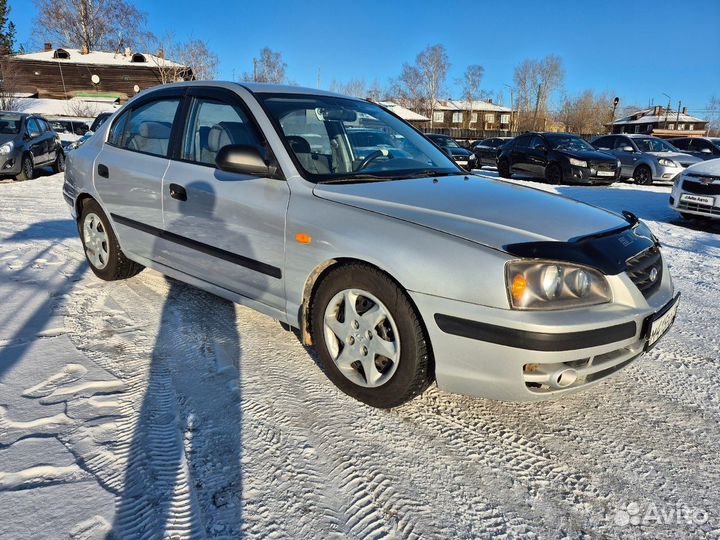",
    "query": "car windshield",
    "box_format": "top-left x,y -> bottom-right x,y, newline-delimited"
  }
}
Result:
546,135 -> 595,152
90,113 -> 111,132
260,95 -> 459,182
709,138 -> 720,147
633,137 -> 678,153
0,113 -> 22,134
